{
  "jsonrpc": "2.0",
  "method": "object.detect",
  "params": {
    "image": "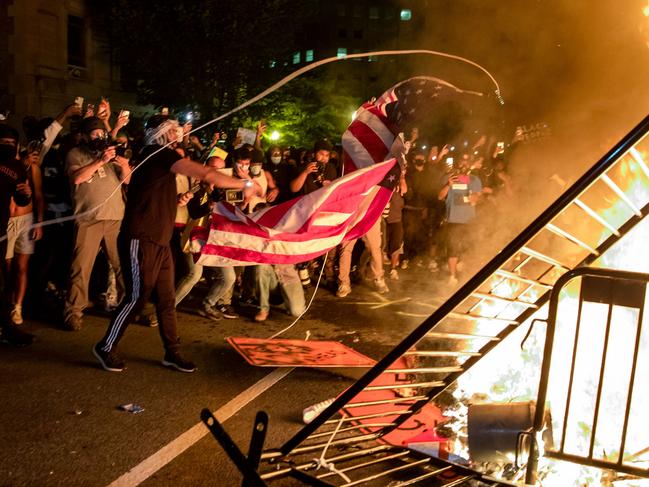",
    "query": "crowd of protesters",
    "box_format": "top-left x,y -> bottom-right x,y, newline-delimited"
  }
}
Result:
0,97 -> 514,372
